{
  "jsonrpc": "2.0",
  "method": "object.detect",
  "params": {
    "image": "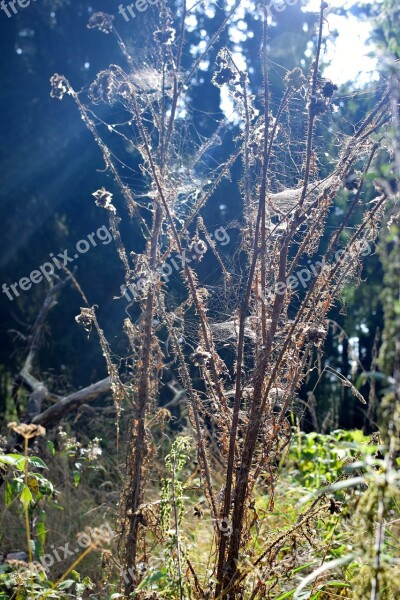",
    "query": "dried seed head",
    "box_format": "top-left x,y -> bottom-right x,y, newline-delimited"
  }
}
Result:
7,422 -> 46,439
309,94 -> 328,117
92,188 -> 116,213
153,27 -> 176,46
87,12 -> 114,34
268,387 -> 285,400
50,74 -> 69,100
329,498 -> 342,514
88,66 -> 128,105
322,80 -> 338,99
284,67 -> 306,91
75,307 -> 95,332
304,325 -> 326,345
190,346 -> 212,366
213,65 -> 236,86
